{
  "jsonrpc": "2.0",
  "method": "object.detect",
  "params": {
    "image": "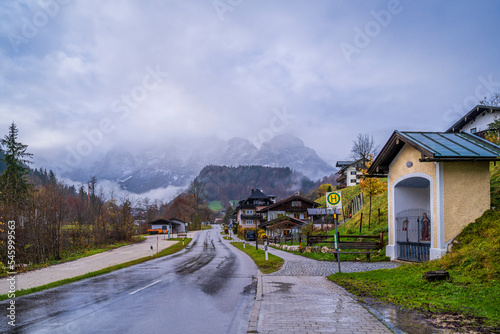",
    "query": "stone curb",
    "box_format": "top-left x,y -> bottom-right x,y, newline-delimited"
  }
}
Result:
247,271 -> 263,333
